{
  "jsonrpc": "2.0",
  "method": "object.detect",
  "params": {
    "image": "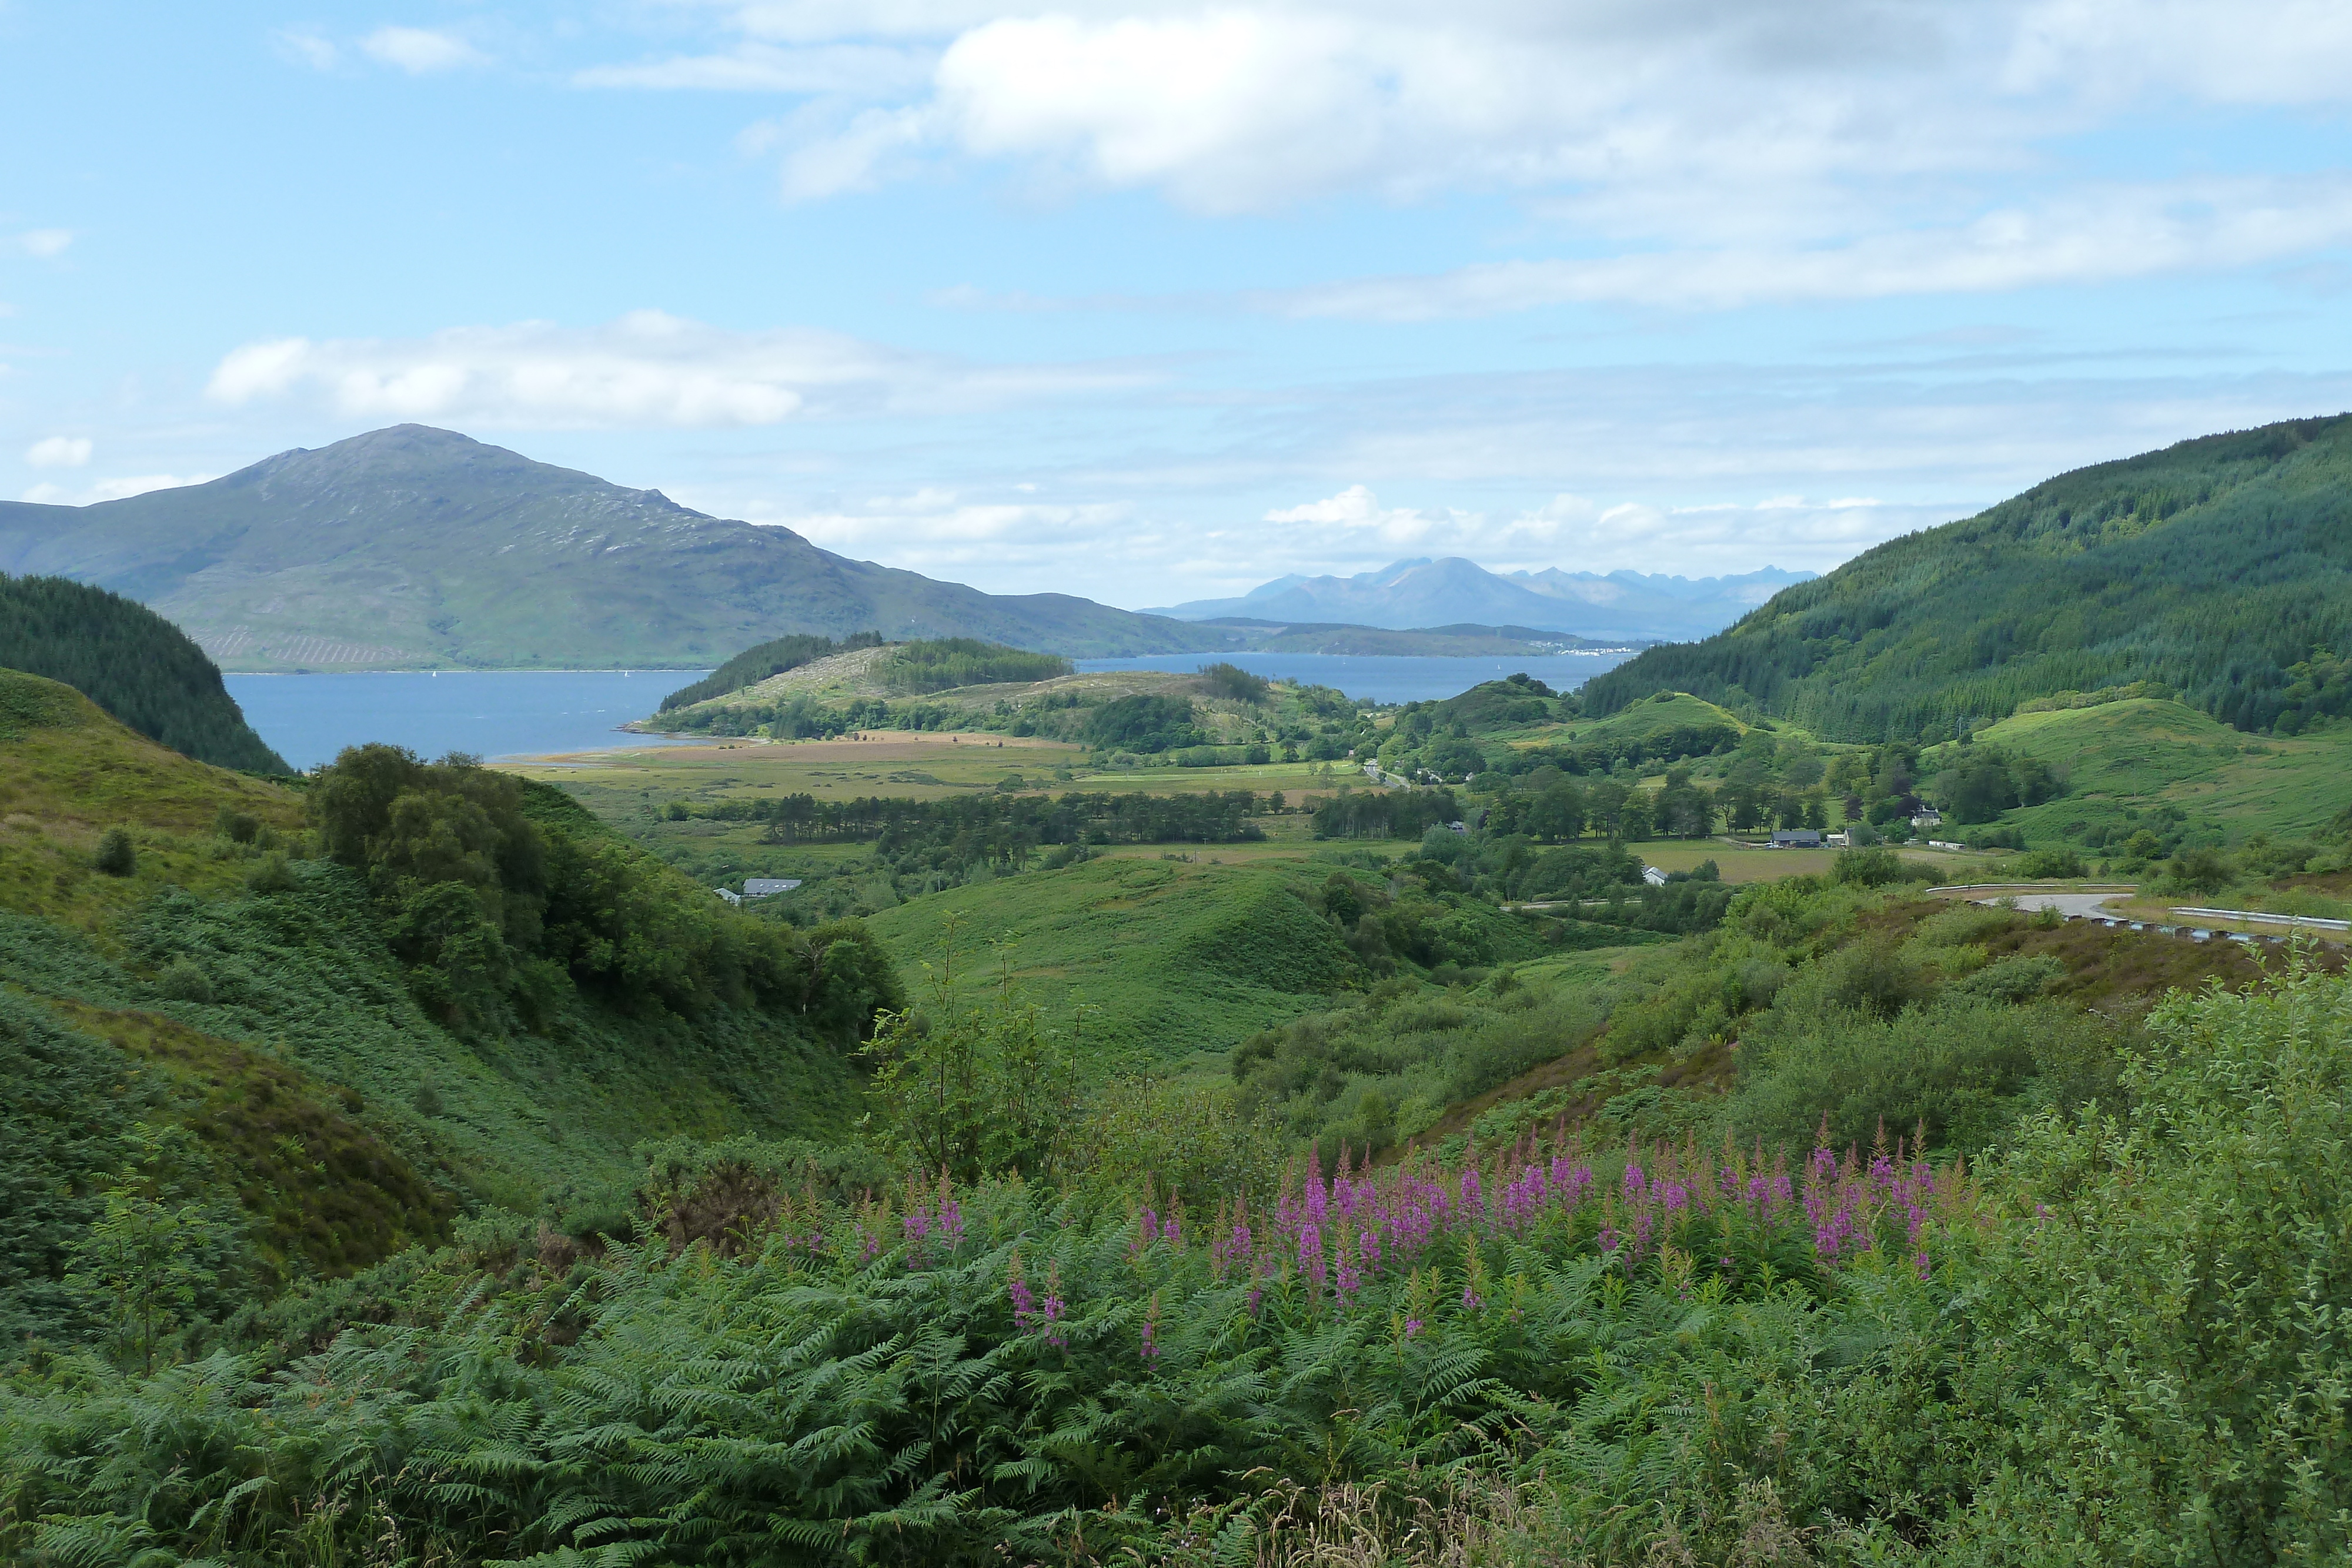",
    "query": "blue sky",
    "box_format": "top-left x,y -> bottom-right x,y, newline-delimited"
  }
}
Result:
5,0 -> 2352,608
